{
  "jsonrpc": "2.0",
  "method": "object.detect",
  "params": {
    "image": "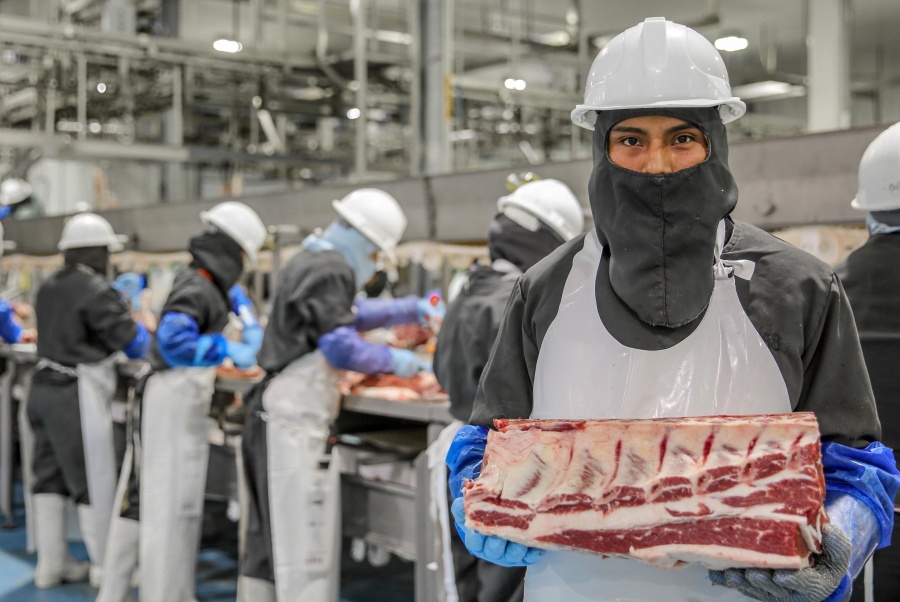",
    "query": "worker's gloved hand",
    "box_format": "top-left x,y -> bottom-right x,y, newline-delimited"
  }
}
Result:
388,348 -> 430,377
242,324 -> 264,352
709,523 -> 852,602
112,273 -> 146,310
228,284 -> 260,329
416,290 -> 445,327
451,497 -> 544,568
225,340 -> 258,370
